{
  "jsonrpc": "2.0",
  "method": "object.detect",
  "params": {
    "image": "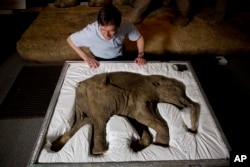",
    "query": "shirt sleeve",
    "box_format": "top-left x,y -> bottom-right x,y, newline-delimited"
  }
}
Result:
70,22 -> 96,47
123,18 -> 141,41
